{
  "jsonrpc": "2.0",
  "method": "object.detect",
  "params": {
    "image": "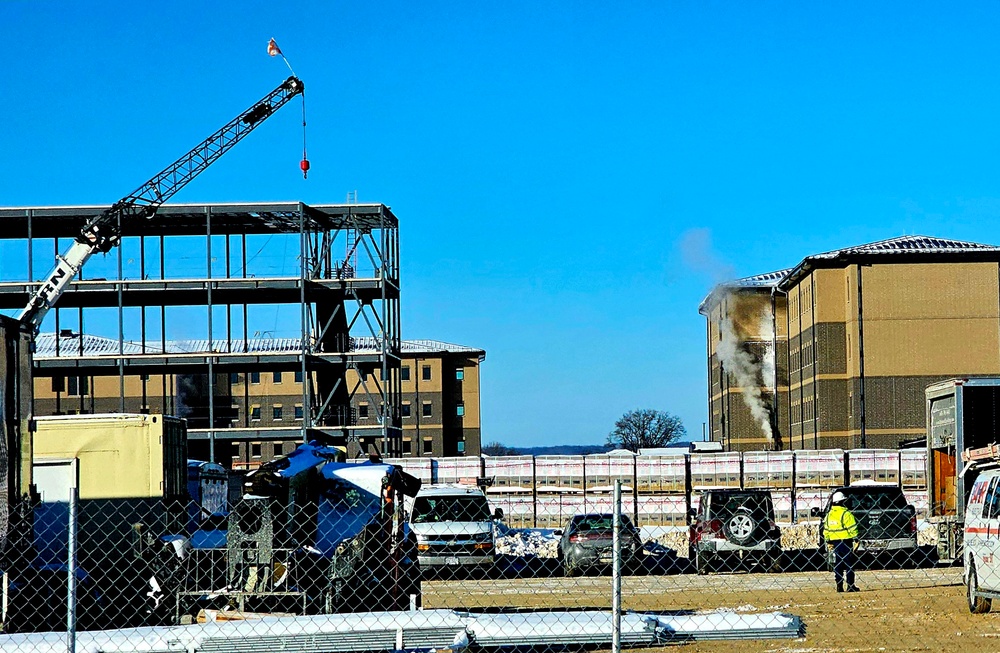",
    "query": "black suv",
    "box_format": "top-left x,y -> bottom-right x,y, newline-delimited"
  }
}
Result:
812,483 -> 917,566
689,489 -> 782,574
